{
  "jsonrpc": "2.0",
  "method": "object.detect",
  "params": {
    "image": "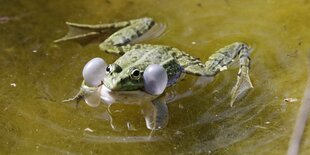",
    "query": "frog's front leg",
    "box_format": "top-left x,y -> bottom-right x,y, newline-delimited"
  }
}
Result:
182,42 -> 253,106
